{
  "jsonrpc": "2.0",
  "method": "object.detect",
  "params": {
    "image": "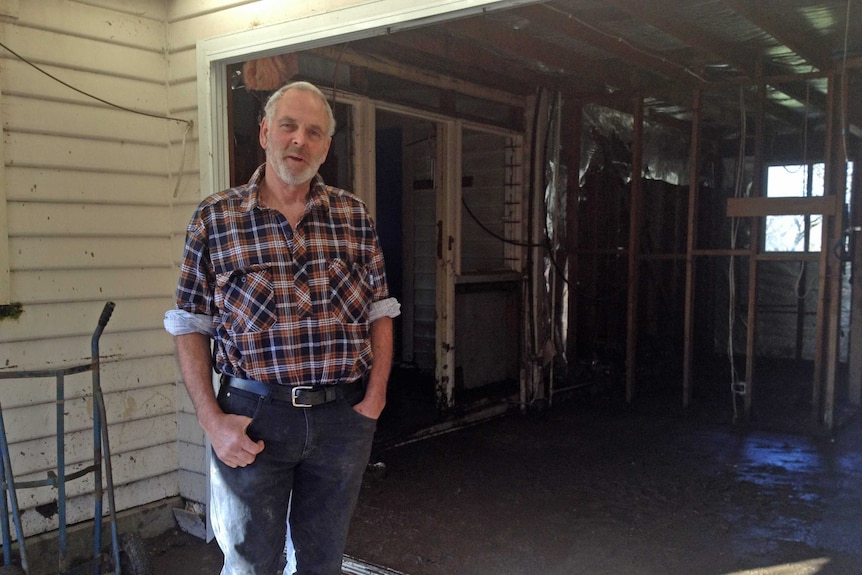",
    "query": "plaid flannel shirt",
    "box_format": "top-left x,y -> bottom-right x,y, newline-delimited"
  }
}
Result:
174,165 -> 390,386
